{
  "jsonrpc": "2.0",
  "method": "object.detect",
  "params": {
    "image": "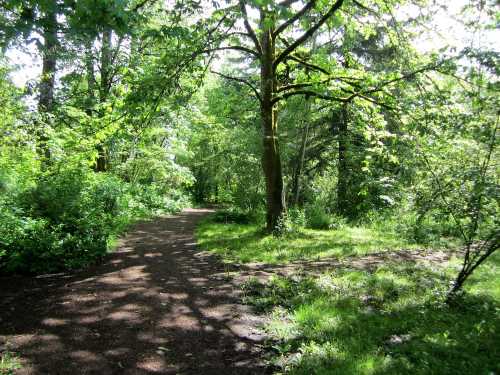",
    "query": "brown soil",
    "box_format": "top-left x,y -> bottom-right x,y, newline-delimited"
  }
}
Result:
234,248 -> 456,284
0,209 -> 268,375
